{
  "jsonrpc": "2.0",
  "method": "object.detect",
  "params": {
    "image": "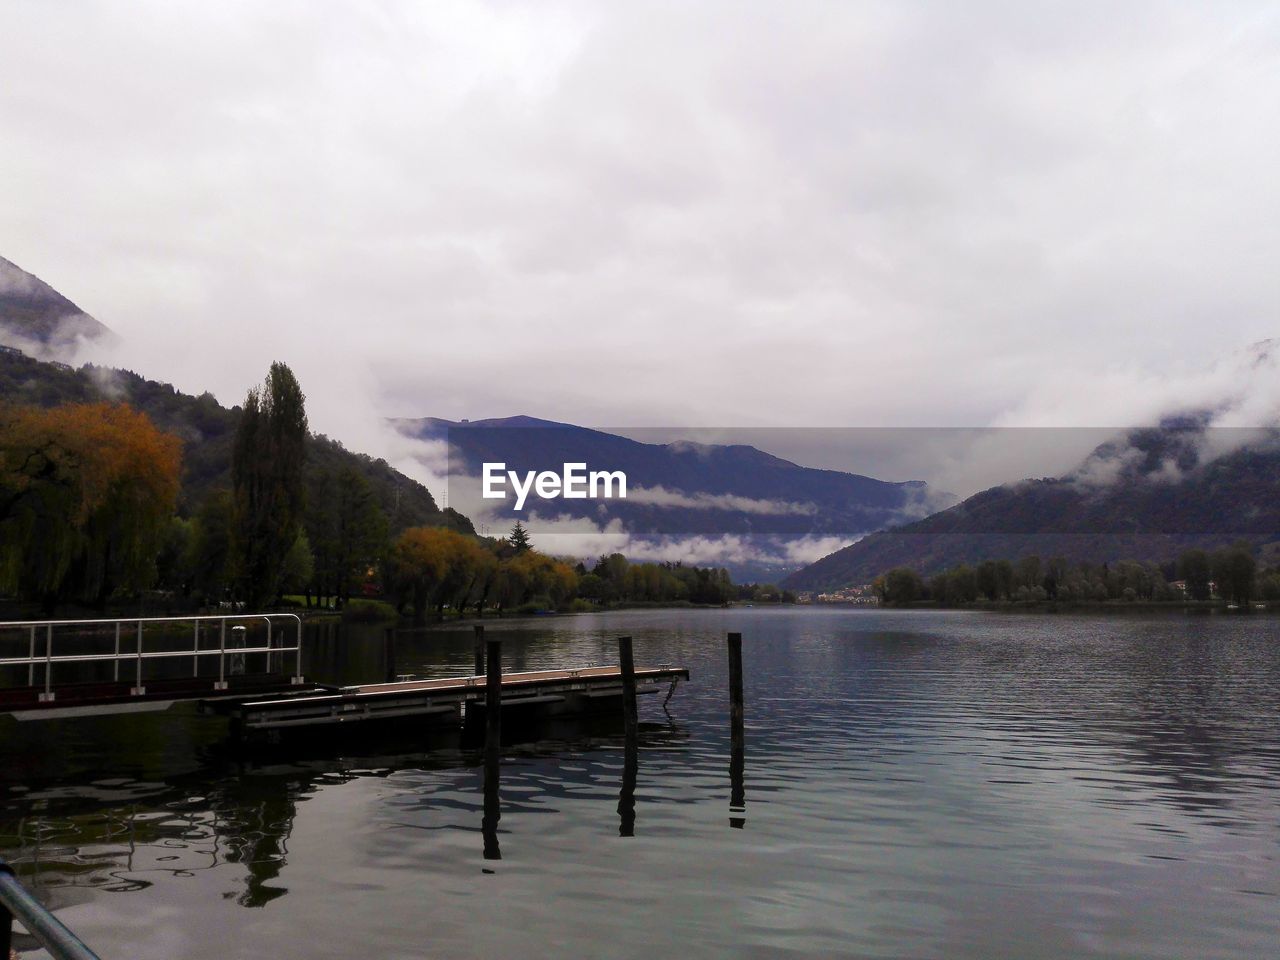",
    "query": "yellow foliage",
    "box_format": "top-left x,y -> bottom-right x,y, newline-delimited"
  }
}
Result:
0,402 -> 183,600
